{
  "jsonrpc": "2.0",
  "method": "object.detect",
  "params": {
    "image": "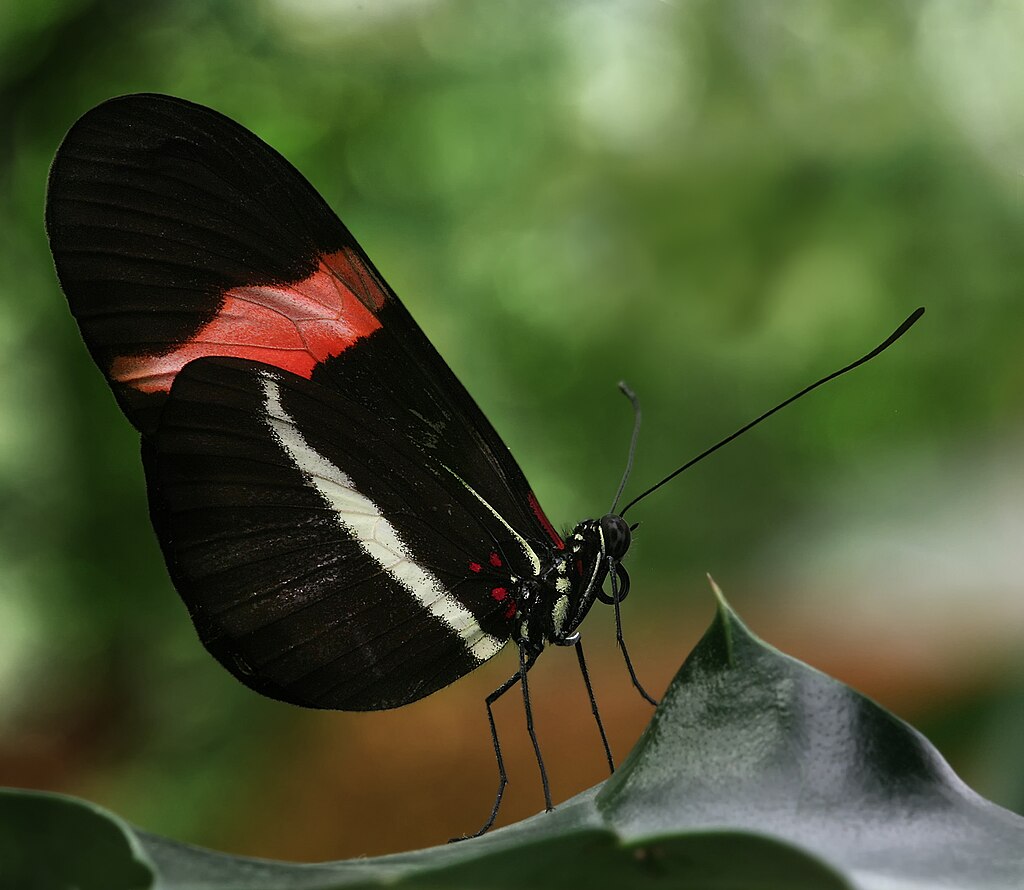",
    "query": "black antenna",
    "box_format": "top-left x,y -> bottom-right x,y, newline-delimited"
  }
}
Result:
609,381 -> 642,514
620,307 -> 925,517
